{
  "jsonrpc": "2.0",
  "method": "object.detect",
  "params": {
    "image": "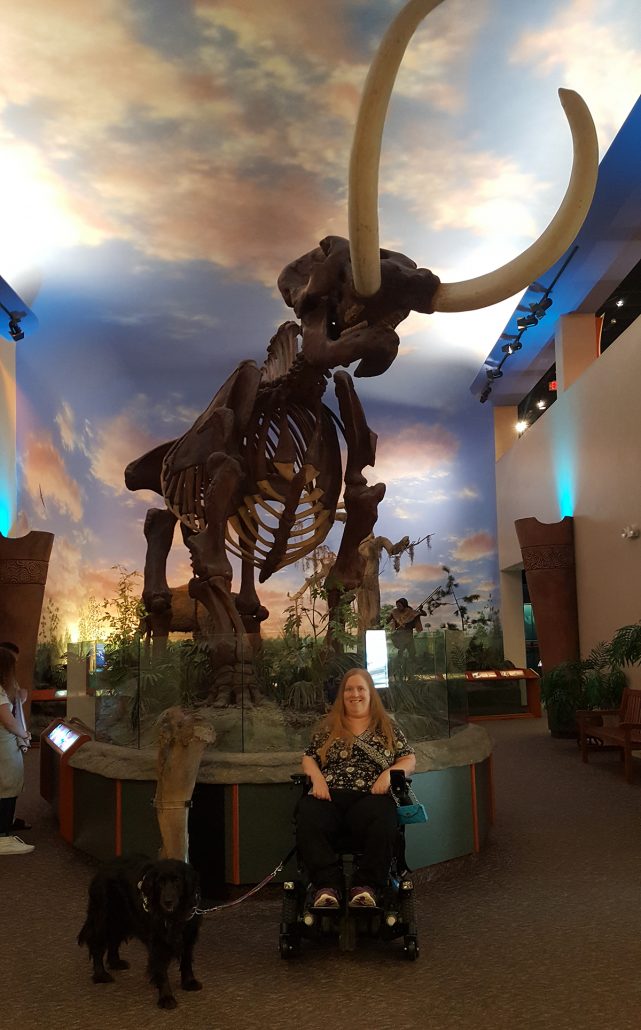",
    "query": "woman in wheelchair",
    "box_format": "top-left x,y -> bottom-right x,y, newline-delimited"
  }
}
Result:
297,667 -> 415,910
